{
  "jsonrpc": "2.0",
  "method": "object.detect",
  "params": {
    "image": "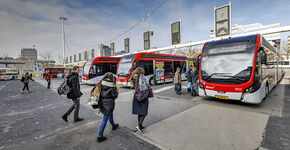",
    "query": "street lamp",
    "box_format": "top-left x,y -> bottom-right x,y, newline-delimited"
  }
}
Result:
59,17 -> 67,67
